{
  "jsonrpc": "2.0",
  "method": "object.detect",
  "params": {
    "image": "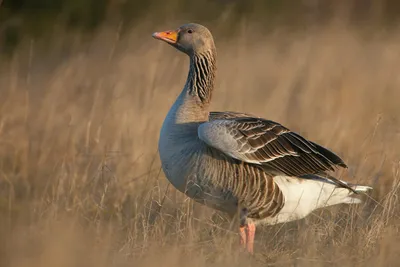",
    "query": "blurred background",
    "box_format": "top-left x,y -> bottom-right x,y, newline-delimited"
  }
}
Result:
1,1 -> 400,267
1,0 -> 400,55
